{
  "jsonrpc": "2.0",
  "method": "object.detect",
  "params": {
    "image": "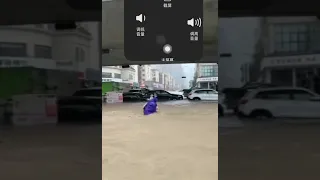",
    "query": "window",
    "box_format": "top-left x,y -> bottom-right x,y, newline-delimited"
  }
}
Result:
129,90 -> 141,93
291,90 -> 314,100
195,90 -> 208,94
274,24 -> 309,53
0,42 -> 27,57
34,45 -> 52,58
309,23 -> 320,52
207,90 -> 216,94
158,90 -> 169,95
102,72 -> 112,78
213,65 -> 218,77
114,73 -> 121,79
255,90 -> 291,100
200,65 -> 217,77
